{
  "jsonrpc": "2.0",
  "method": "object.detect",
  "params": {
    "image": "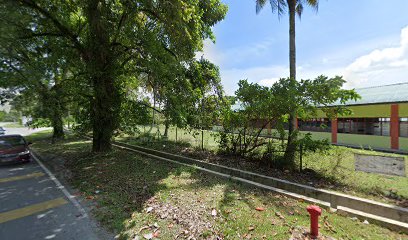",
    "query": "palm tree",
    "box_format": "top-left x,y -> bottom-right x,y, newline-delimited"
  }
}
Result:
256,0 -> 319,167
